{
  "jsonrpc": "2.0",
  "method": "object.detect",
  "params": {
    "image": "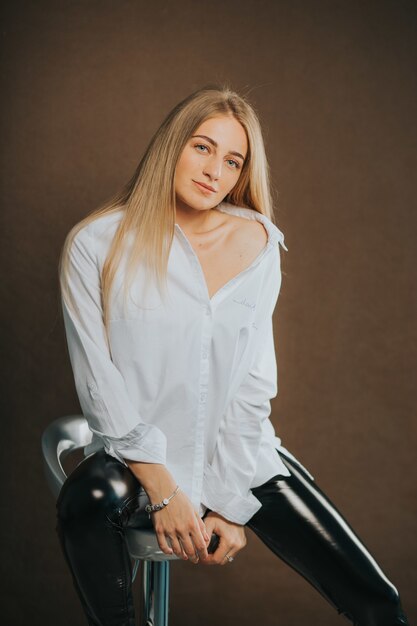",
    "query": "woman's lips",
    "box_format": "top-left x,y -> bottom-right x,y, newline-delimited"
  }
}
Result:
193,180 -> 216,194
